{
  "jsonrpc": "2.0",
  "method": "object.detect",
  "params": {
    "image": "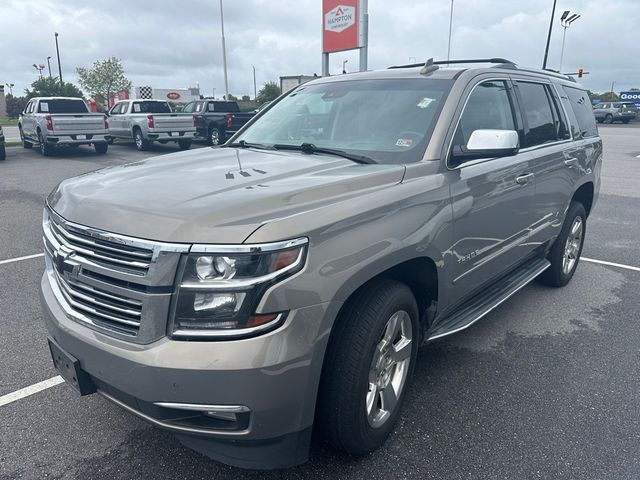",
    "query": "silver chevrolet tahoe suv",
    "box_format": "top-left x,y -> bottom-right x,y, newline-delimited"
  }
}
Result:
40,58 -> 601,470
